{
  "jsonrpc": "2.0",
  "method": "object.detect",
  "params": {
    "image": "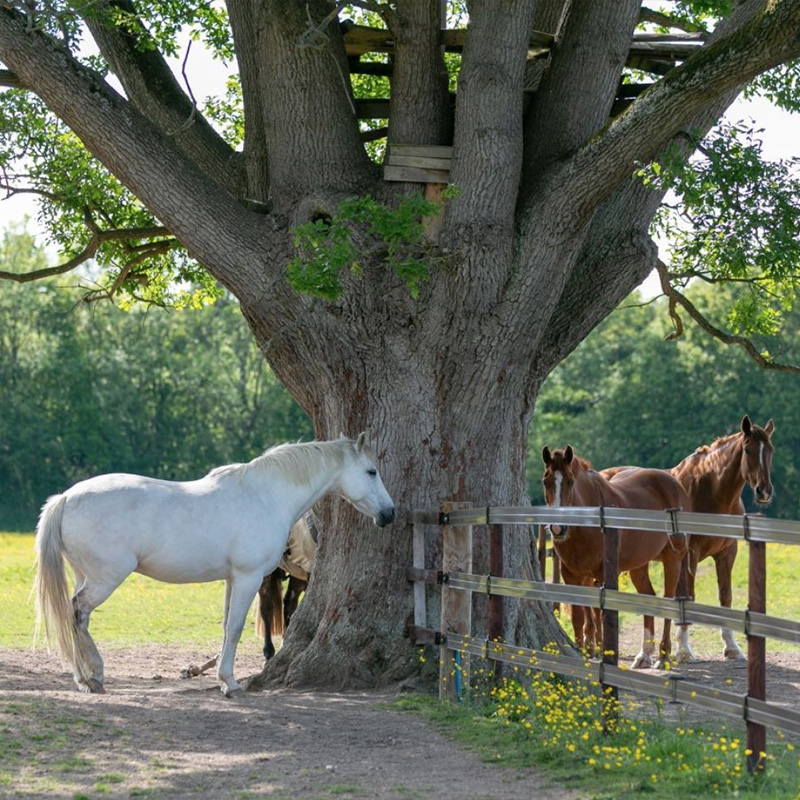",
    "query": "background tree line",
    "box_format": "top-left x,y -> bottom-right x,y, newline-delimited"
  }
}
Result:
0,226 -> 312,529
529,283 -> 800,518
2,223 -> 798,528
